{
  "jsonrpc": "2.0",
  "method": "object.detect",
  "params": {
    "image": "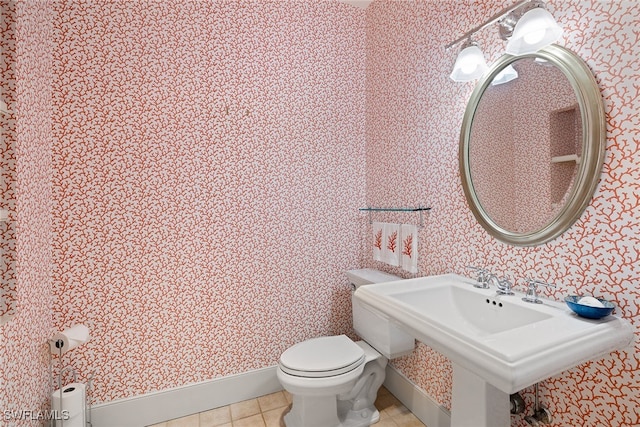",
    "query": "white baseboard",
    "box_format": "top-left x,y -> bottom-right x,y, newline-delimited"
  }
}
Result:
89,366 -> 282,427
383,365 -> 451,427
90,364 -> 451,427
